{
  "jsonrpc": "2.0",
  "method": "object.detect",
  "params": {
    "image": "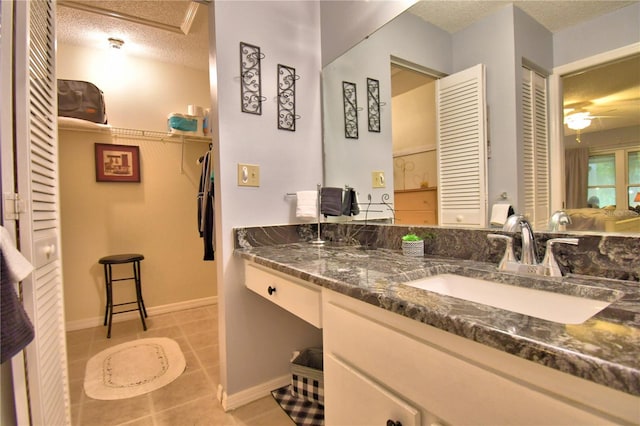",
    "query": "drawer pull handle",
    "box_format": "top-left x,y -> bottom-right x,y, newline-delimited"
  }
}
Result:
386,421 -> 402,426
267,286 -> 277,295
